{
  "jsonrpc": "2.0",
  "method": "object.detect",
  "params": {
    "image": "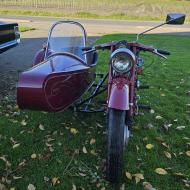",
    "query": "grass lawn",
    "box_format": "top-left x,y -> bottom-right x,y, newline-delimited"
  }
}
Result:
0,34 -> 190,189
0,0 -> 189,22
19,26 -> 35,32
